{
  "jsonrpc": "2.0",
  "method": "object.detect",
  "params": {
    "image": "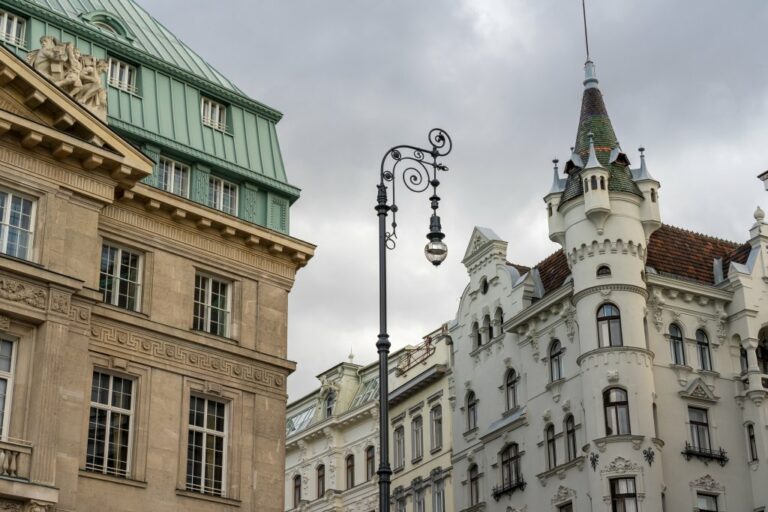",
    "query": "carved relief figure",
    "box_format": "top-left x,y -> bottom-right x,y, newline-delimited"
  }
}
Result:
26,36 -> 108,119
